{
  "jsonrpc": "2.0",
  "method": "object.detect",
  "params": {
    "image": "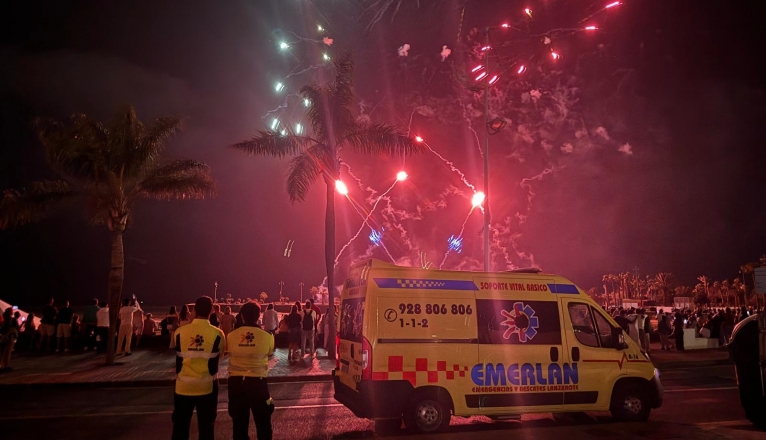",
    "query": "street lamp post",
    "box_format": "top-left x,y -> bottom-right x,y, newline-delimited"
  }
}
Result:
483,27 -> 491,272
